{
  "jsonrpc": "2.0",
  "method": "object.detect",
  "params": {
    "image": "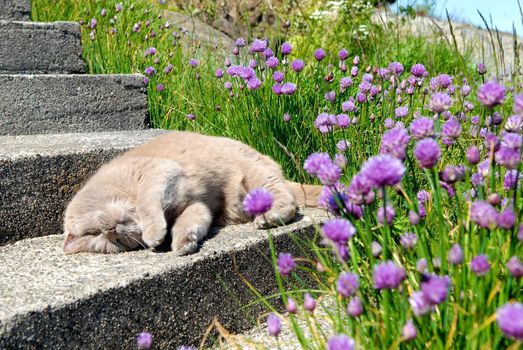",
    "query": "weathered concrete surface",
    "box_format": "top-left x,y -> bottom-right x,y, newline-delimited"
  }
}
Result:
0,0 -> 30,21
0,208 -> 326,349
0,74 -> 149,135
0,21 -> 84,74
0,129 -> 167,245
